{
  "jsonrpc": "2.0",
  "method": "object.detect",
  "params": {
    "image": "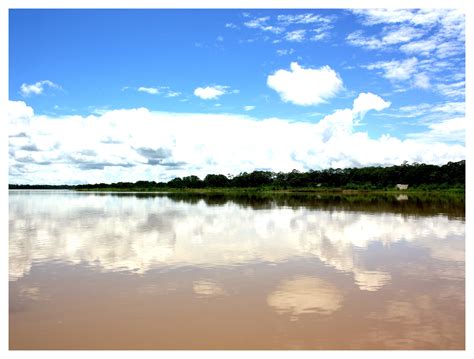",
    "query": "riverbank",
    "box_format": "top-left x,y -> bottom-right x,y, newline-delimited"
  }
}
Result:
73,186 -> 464,196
